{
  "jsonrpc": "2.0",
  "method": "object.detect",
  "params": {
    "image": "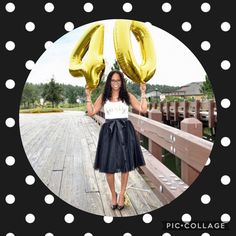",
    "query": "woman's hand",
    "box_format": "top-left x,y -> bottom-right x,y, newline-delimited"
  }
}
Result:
140,82 -> 146,95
